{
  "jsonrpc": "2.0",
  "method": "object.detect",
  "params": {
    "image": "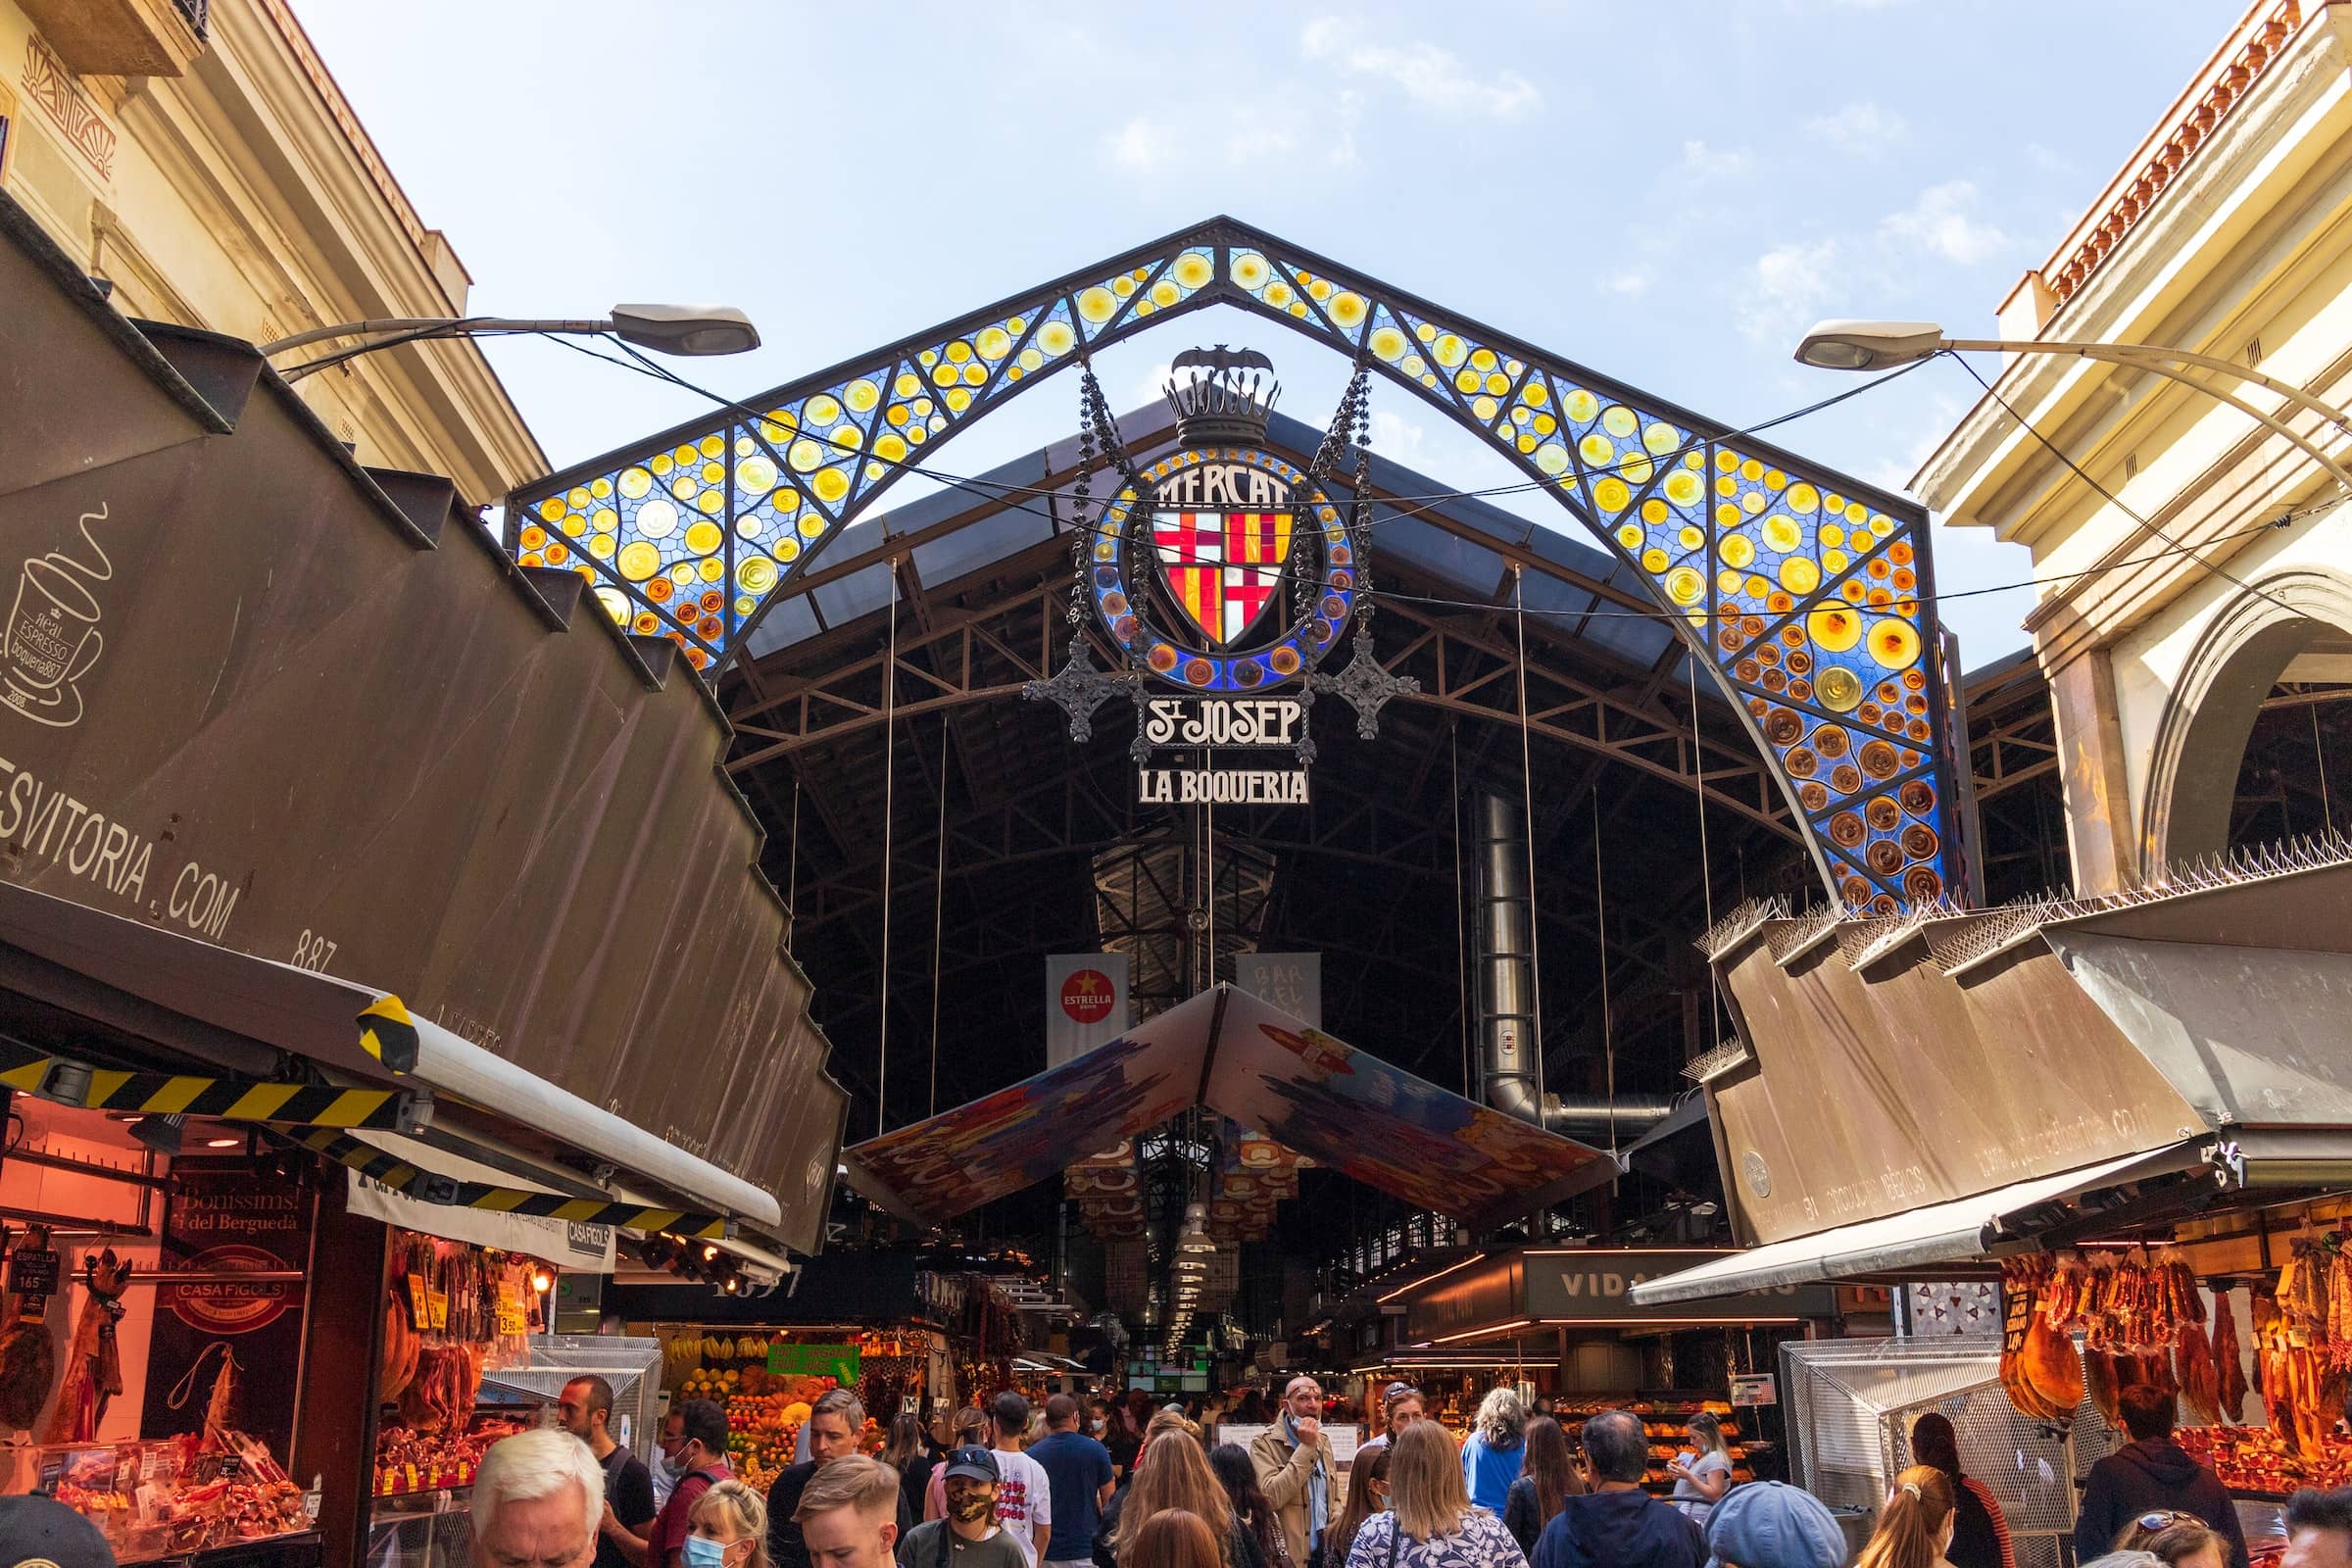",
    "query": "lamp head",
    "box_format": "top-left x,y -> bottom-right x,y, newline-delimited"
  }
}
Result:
609,304 -> 760,357
1792,319 -> 1947,371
